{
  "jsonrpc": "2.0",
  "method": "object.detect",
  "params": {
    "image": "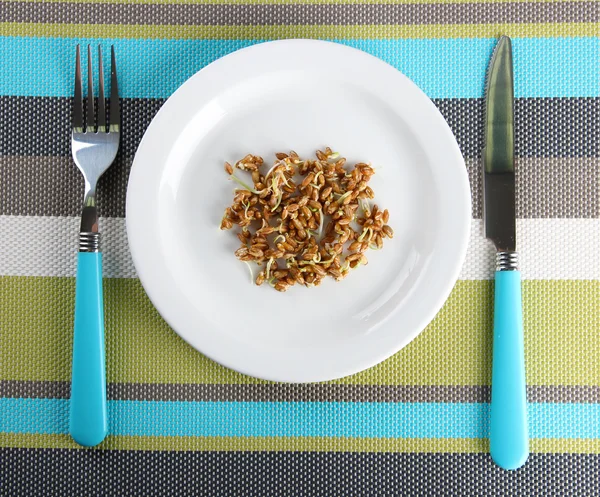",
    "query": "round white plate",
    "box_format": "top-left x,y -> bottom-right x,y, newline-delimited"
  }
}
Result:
127,40 -> 470,383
